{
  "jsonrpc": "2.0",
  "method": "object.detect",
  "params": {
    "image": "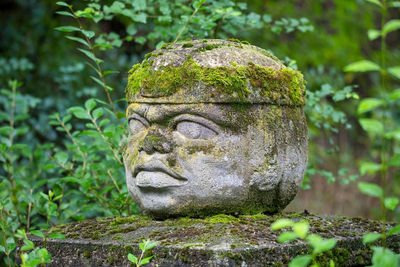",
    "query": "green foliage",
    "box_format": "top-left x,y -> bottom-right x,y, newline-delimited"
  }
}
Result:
127,239 -> 158,267
271,219 -> 337,267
